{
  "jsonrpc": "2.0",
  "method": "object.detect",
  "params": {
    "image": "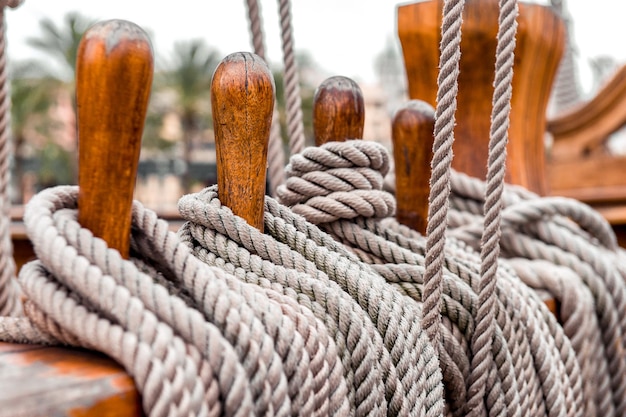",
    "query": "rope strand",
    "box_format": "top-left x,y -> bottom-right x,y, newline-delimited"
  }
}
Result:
423,0 -> 466,354
244,0 -> 287,196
